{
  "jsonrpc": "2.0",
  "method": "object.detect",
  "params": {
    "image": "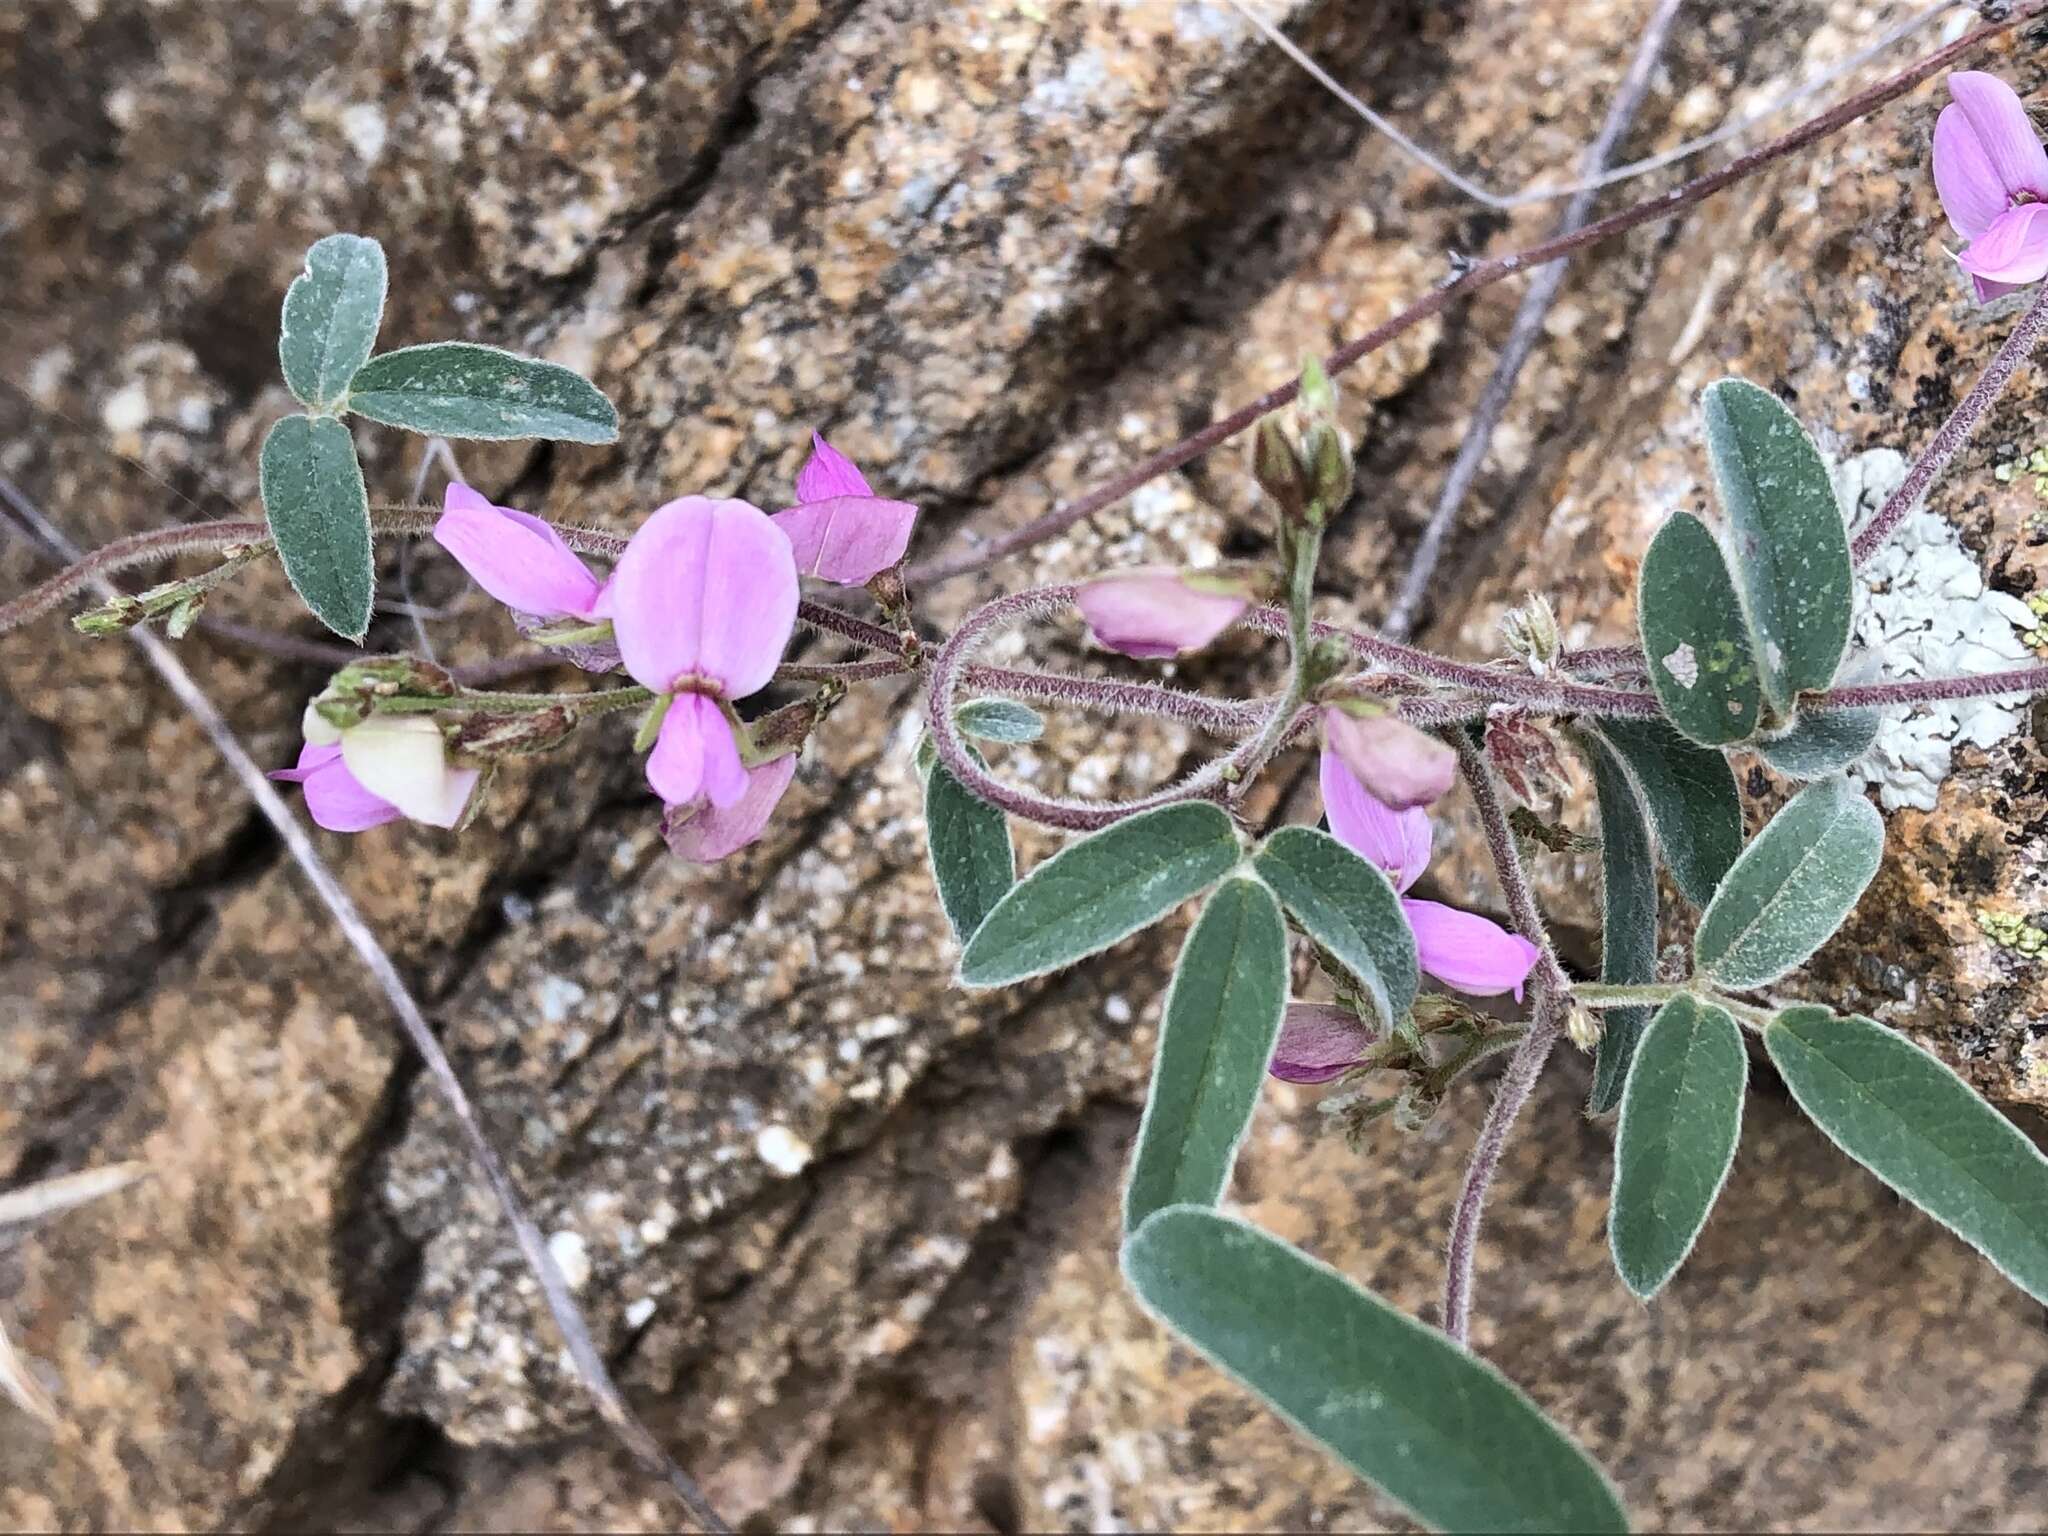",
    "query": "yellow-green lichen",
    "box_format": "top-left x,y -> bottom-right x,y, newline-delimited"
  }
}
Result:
2022,592 -> 2048,653
1977,907 -> 2048,957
